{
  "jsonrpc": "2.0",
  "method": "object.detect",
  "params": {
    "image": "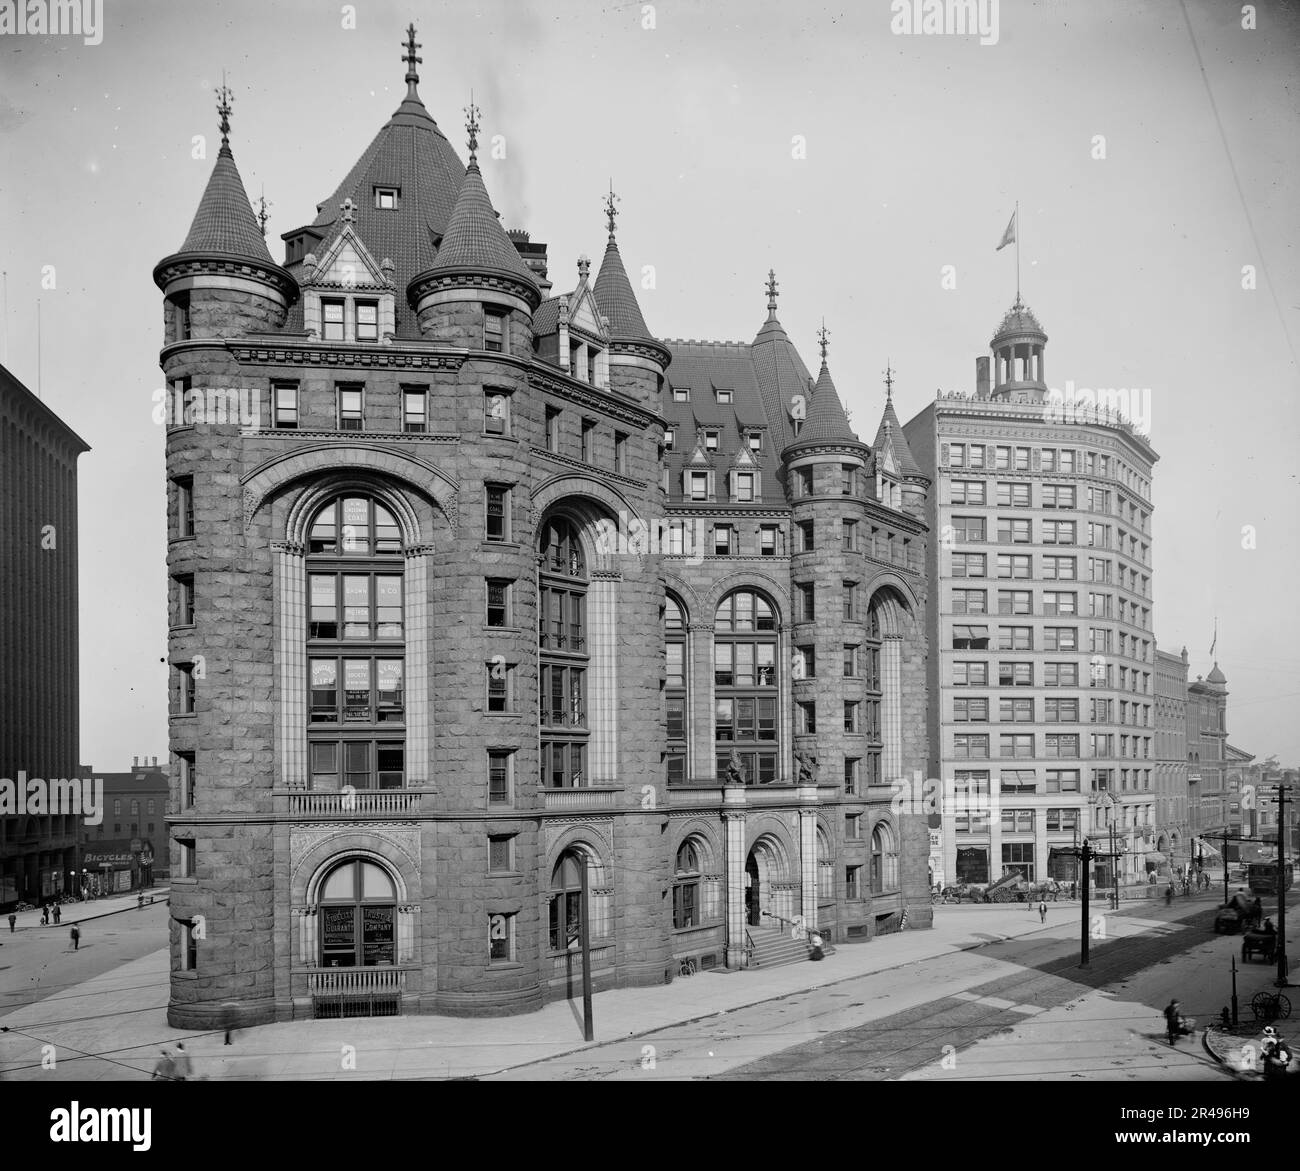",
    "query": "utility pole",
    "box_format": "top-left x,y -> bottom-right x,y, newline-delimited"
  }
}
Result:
1274,782 -> 1290,987
1065,839 -> 1097,969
